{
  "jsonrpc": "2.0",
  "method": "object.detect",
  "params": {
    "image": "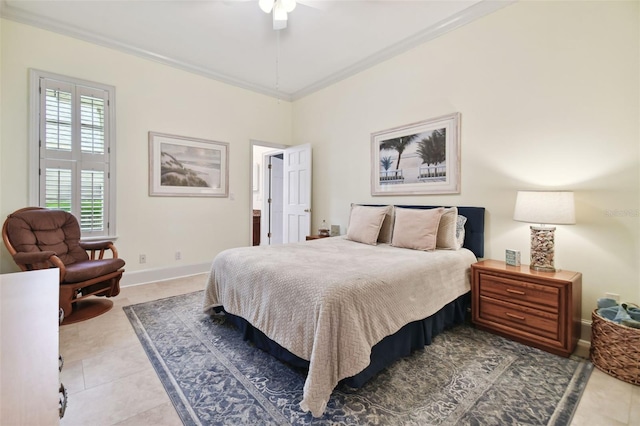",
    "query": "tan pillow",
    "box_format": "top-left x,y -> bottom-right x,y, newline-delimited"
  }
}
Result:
391,207 -> 444,251
348,204 -> 394,243
436,207 -> 460,250
346,205 -> 389,245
